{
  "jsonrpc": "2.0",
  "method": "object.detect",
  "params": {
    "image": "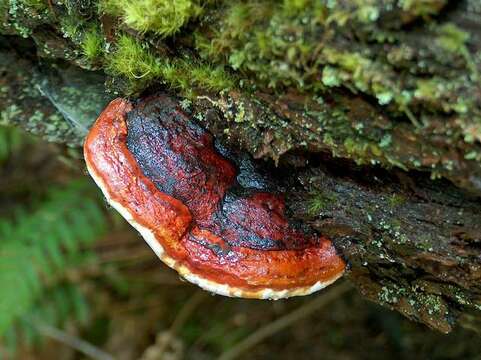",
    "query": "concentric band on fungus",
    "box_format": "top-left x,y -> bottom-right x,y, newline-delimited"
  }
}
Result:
84,96 -> 346,299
